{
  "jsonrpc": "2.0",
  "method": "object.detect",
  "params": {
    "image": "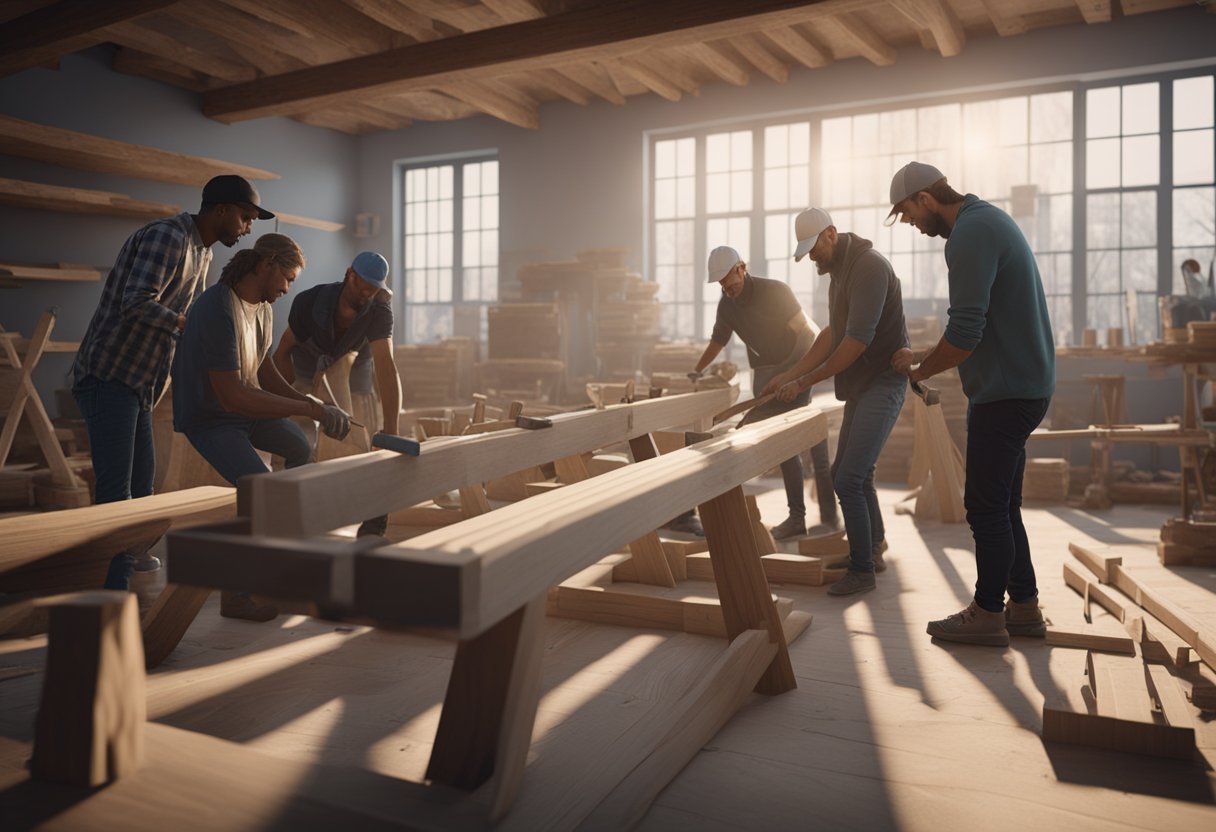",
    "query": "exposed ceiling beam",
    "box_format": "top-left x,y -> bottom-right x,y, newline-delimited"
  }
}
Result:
200,1 -> 878,122
525,68 -> 593,104
680,42 -> 750,86
762,25 -> 831,68
557,62 -> 626,105
1074,0 -> 1113,24
639,51 -> 701,95
219,0 -> 410,54
0,0 -> 180,77
891,0 -> 964,56
826,12 -> 896,66
104,21 -> 257,83
977,0 -> 1027,36
341,0 -> 448,41
168,4 -> 315,72
616,57 -> 683,102
441,79 -> 541,129
481,0 -> 546,23
111,47 -> 216,93
375,90 -> 481,121
732,32 -> 790,84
